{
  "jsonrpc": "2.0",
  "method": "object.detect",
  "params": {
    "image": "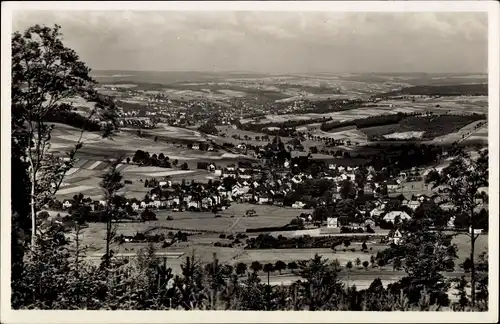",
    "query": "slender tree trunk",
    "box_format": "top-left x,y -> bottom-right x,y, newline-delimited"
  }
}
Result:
267,271 -> 270,310
470,229 -> 476,307
30,173 -> 36,248
105,218 -> 111,268
470,207 -> 476,307
212,252 -> 217,309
